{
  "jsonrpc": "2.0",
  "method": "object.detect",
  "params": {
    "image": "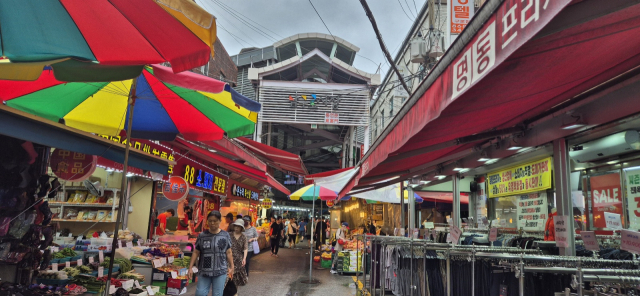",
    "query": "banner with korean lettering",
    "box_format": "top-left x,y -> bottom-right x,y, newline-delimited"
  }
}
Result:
229,180 -> 261,201
516,192 -> 548,231
174,158 -> 228,197
487,157 -> 552,198
99,135 -> 175,176
590,172 -> 623,229
451,0 -> 474,34
626,168 -> 640,230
